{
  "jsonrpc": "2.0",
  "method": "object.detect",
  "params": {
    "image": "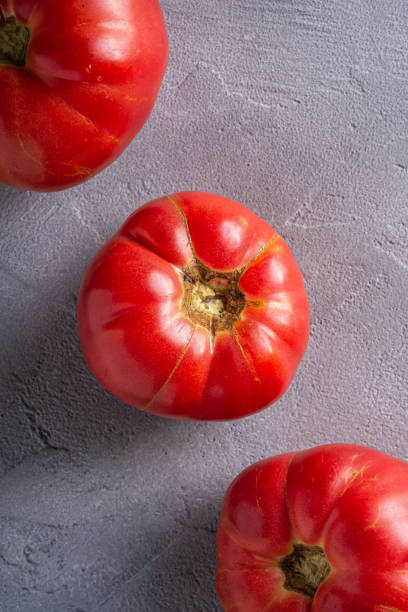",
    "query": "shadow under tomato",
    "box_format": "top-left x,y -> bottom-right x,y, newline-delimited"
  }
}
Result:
0,242 -> 182,476
0,210 -> 226,609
